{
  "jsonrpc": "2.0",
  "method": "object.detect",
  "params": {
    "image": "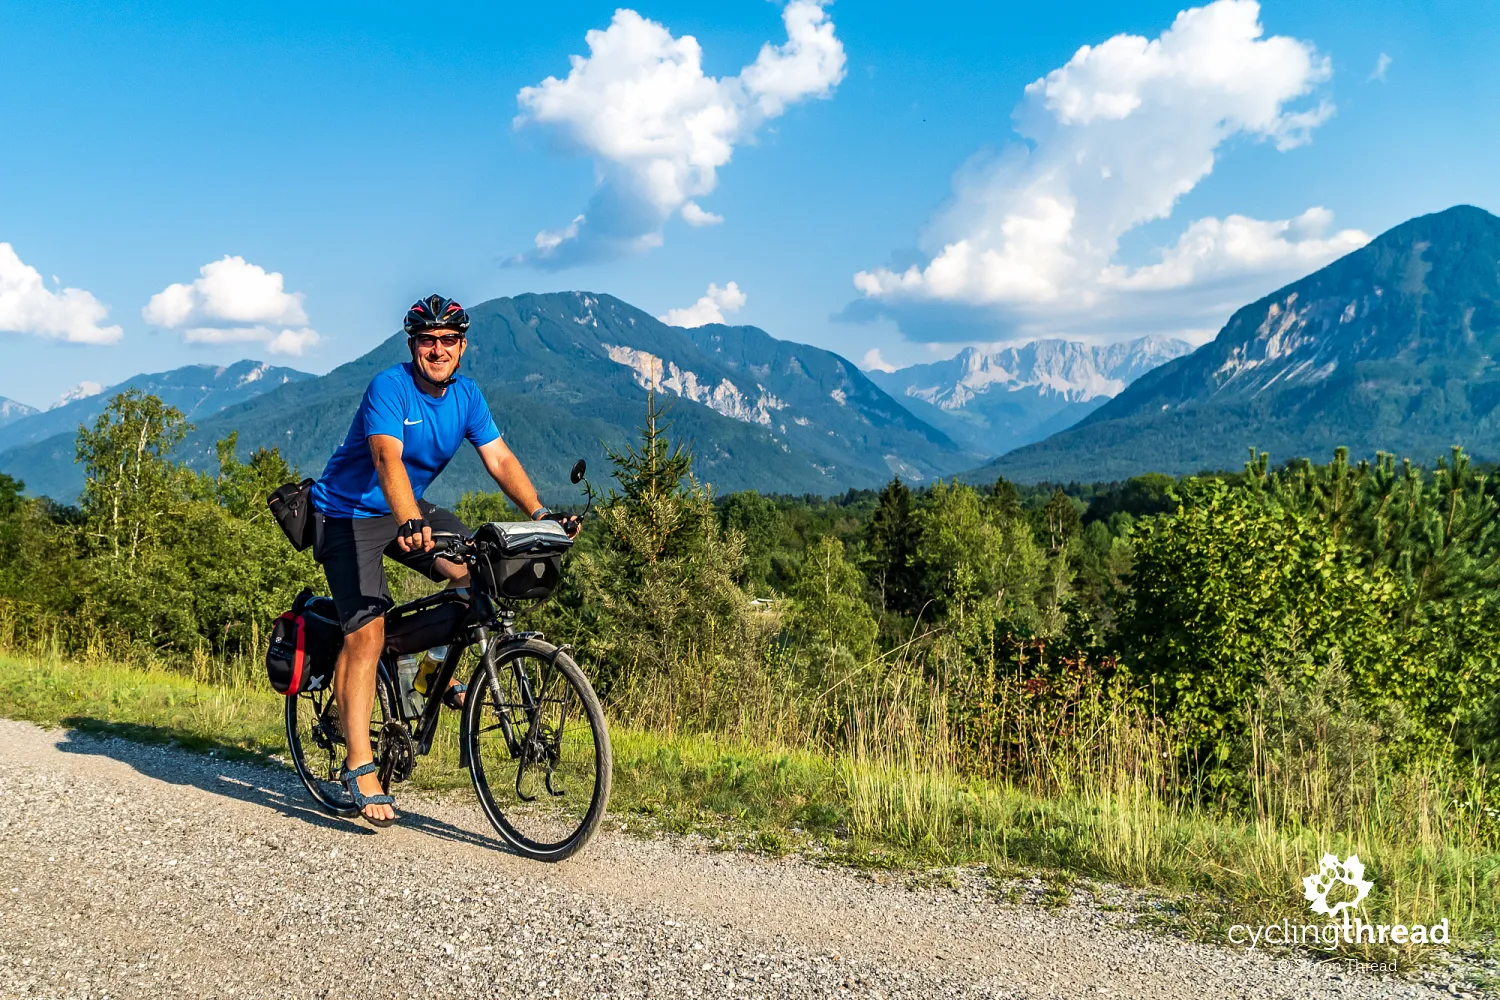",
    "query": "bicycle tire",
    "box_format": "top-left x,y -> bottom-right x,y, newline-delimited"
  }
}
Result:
285,668 -> 398,817
463,639 -> 612,862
